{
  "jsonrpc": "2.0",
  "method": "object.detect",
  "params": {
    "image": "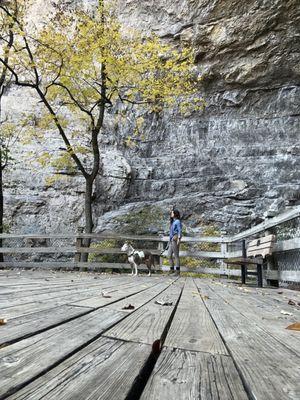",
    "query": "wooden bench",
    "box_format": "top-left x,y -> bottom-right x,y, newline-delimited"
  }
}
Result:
226,235 -> 276,287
